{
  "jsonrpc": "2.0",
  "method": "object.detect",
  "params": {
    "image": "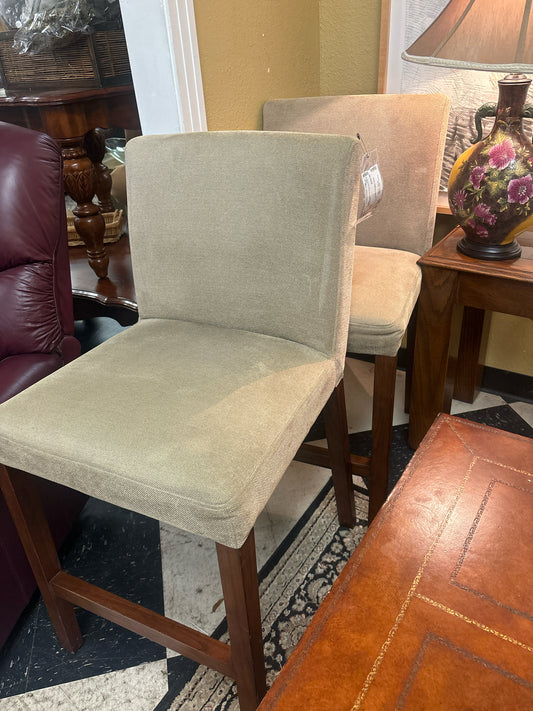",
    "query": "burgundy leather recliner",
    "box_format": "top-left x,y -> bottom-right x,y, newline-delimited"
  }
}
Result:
0,121 -> 86,648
